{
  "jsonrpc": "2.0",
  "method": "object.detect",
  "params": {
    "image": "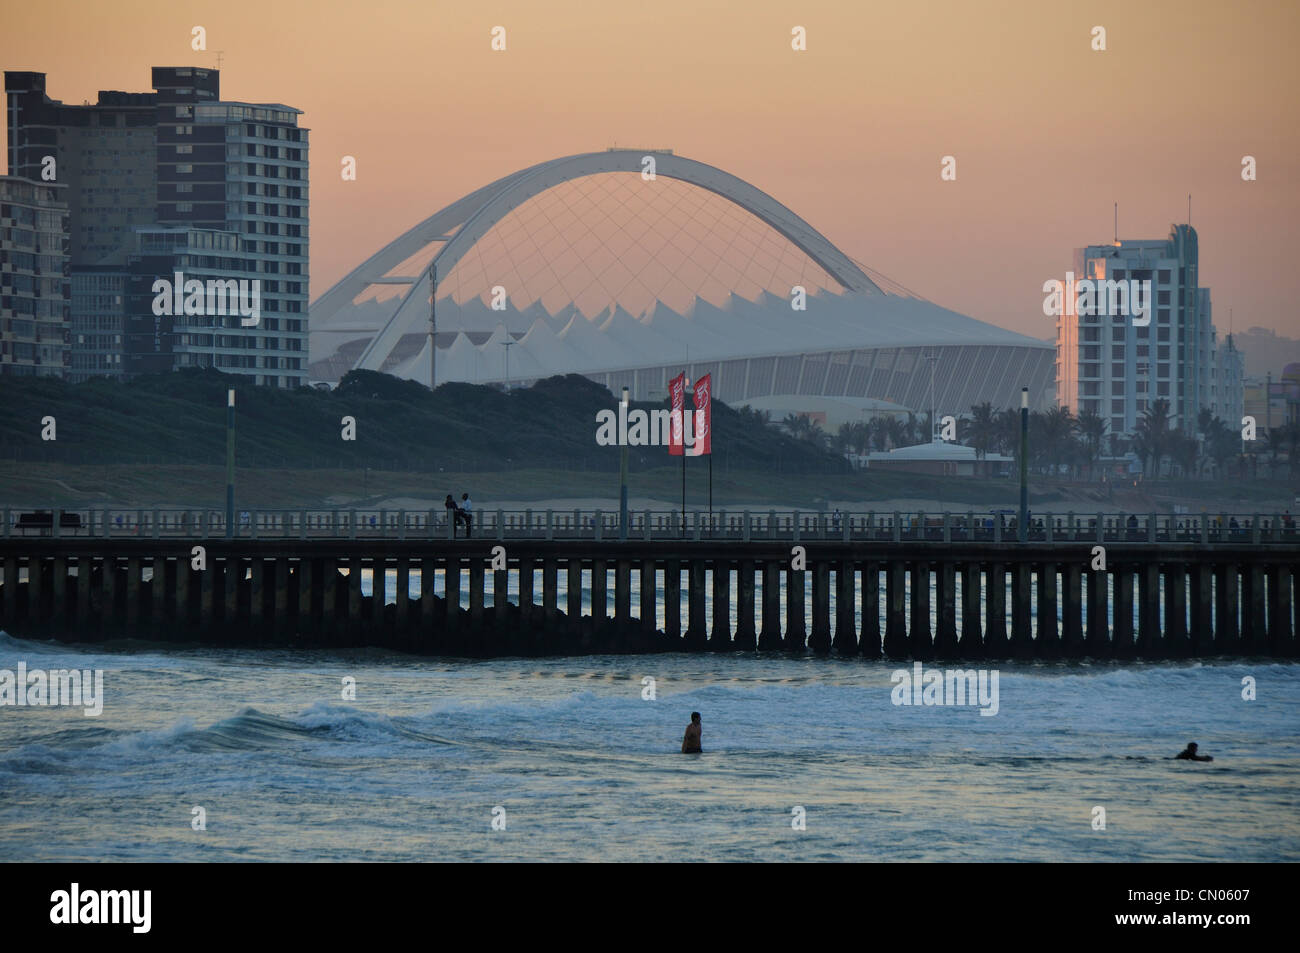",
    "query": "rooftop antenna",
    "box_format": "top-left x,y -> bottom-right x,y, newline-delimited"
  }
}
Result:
1113,202 -> 1117,244
214,51 -> 225,69
1188,193 -> 1192,225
